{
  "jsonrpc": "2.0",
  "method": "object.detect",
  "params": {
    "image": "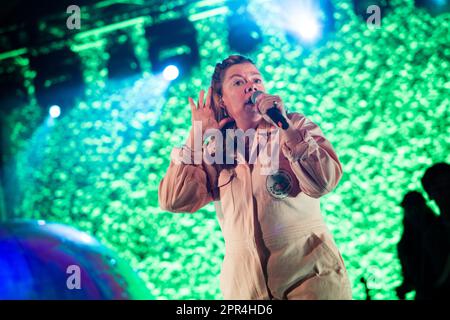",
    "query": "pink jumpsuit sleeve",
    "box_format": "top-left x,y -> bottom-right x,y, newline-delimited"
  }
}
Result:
280,113 -> 343,198
158,146 -> 216,213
